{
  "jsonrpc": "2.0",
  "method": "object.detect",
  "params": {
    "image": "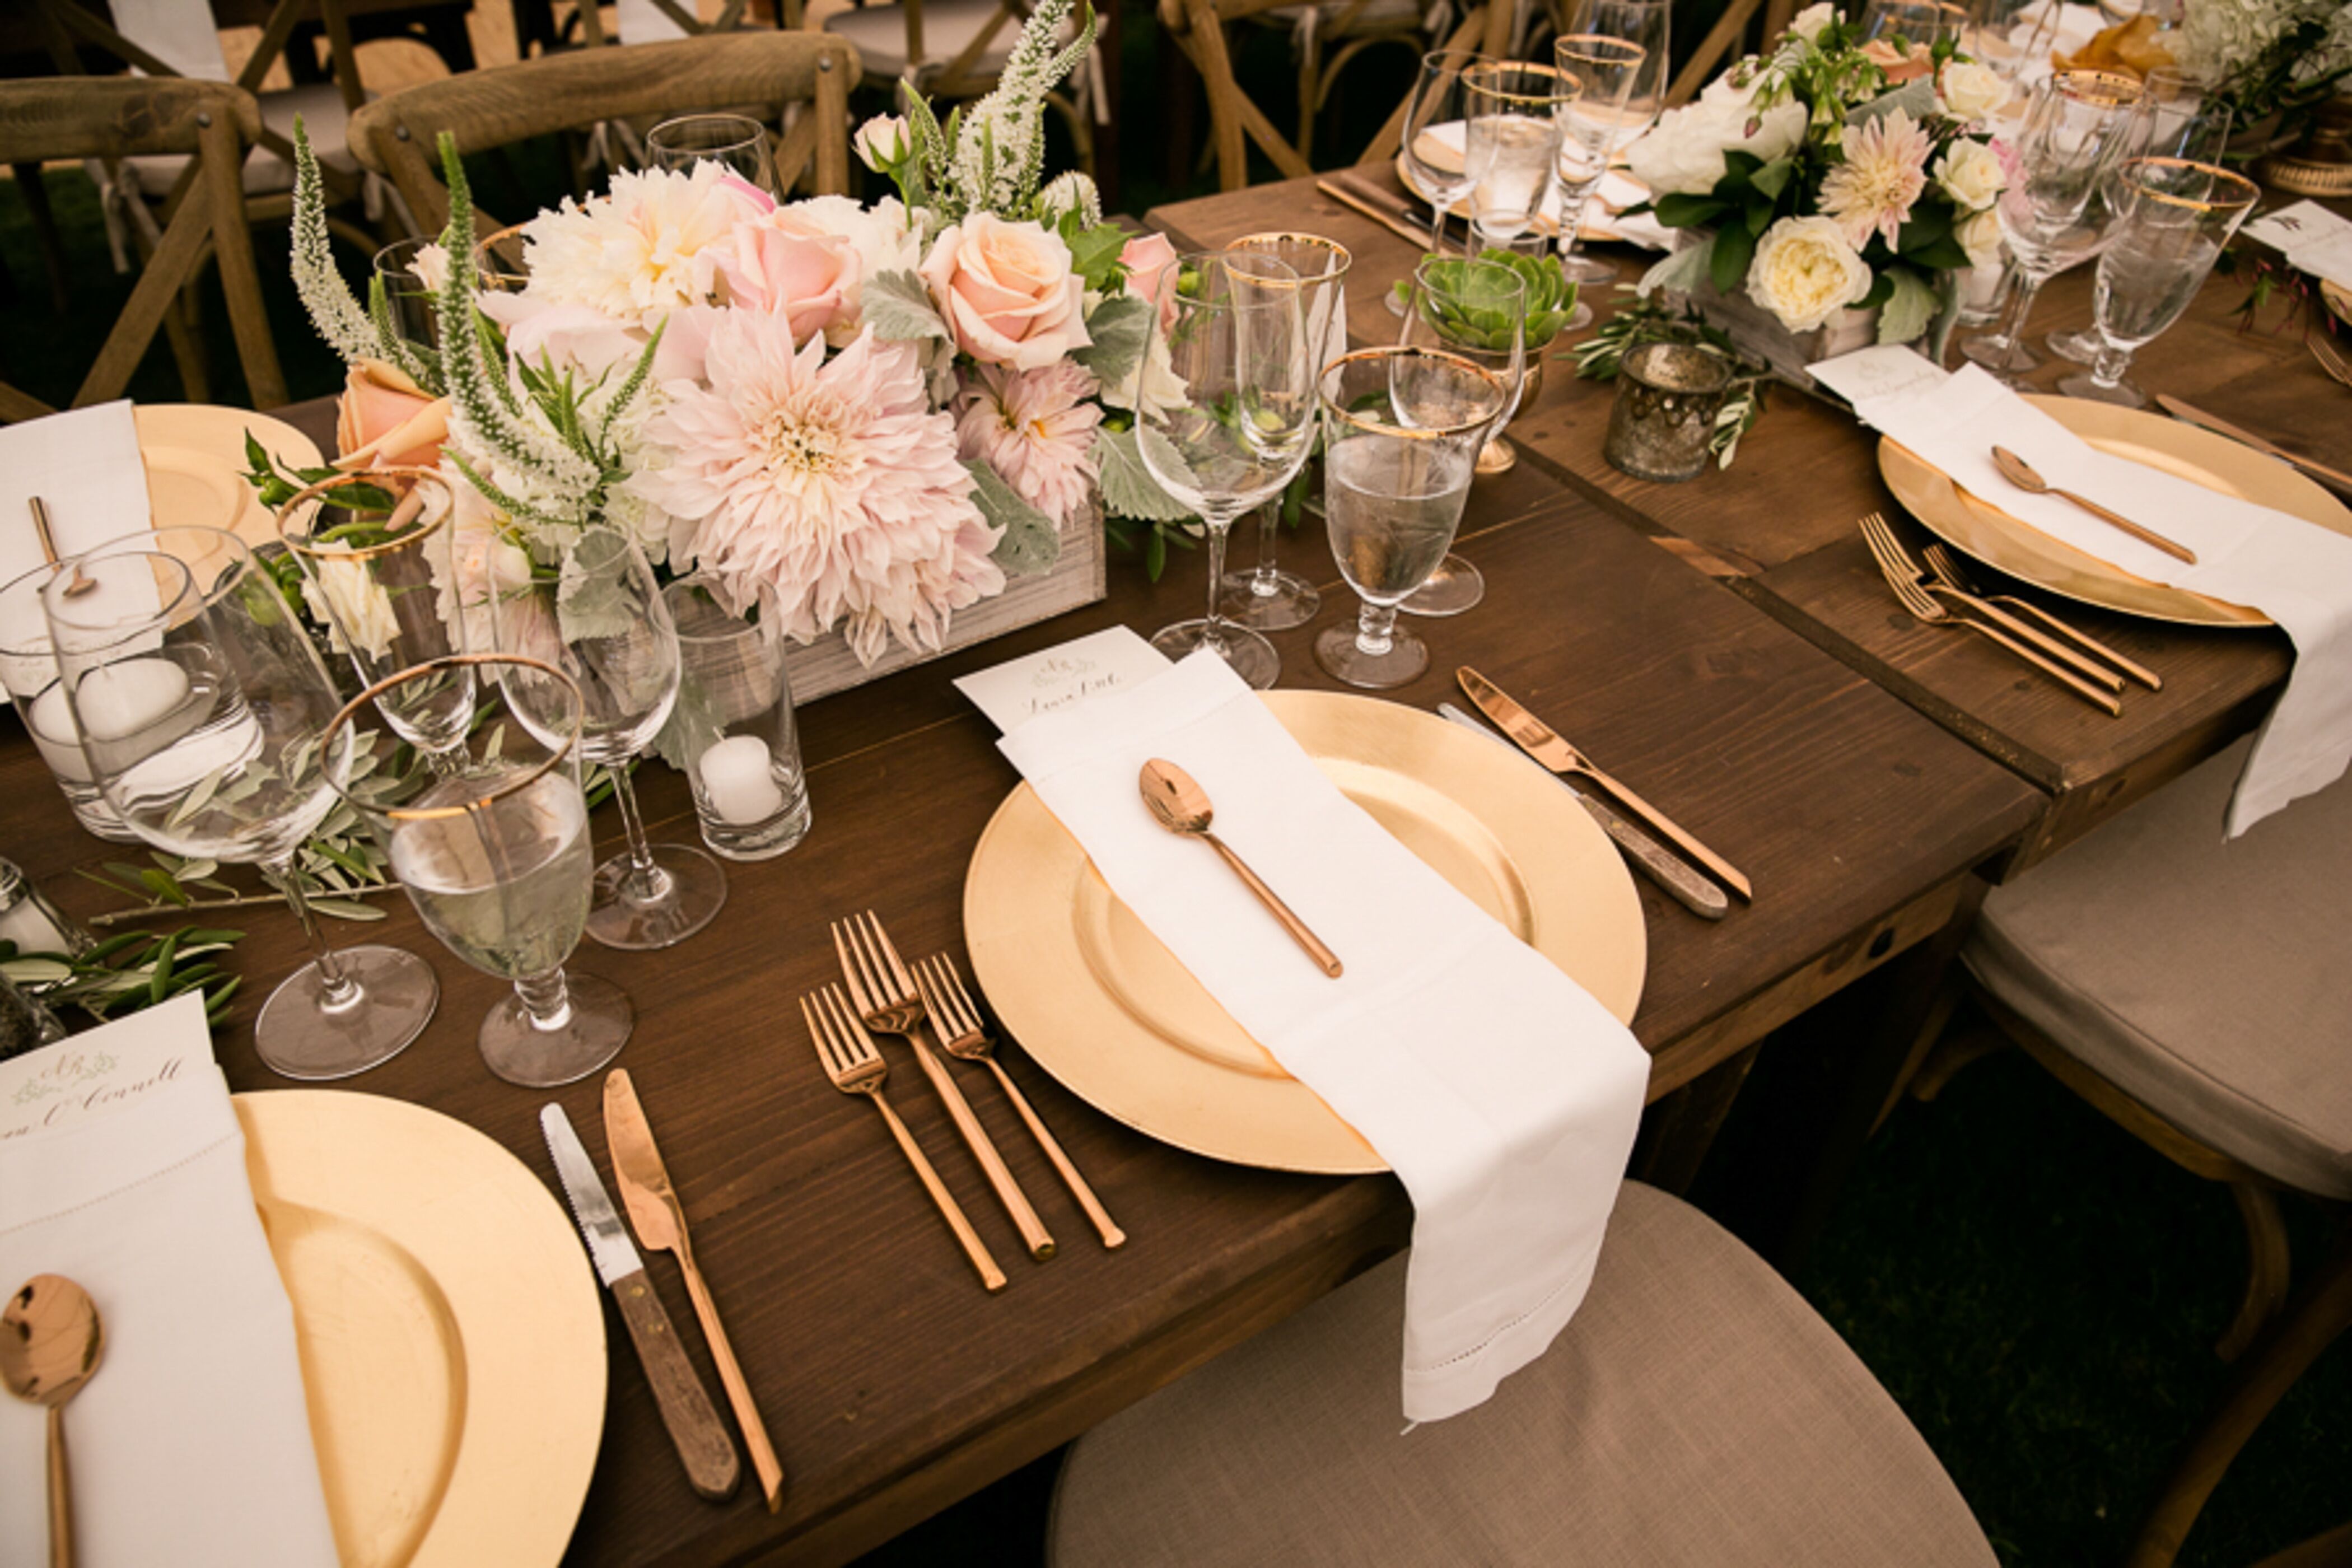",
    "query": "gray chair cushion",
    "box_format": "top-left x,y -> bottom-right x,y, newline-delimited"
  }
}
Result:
1966,737 -> 2352,1199
1049,1182 -> 1995,1568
